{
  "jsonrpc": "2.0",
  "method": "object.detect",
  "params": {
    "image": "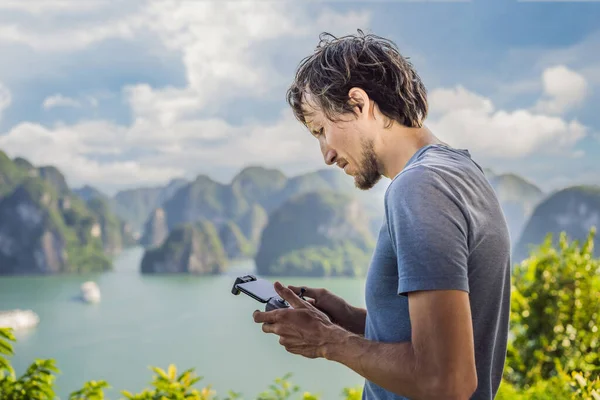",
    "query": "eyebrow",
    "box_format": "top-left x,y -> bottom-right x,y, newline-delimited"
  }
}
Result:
303,115 -> 315,128
305,118 -> 320,131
